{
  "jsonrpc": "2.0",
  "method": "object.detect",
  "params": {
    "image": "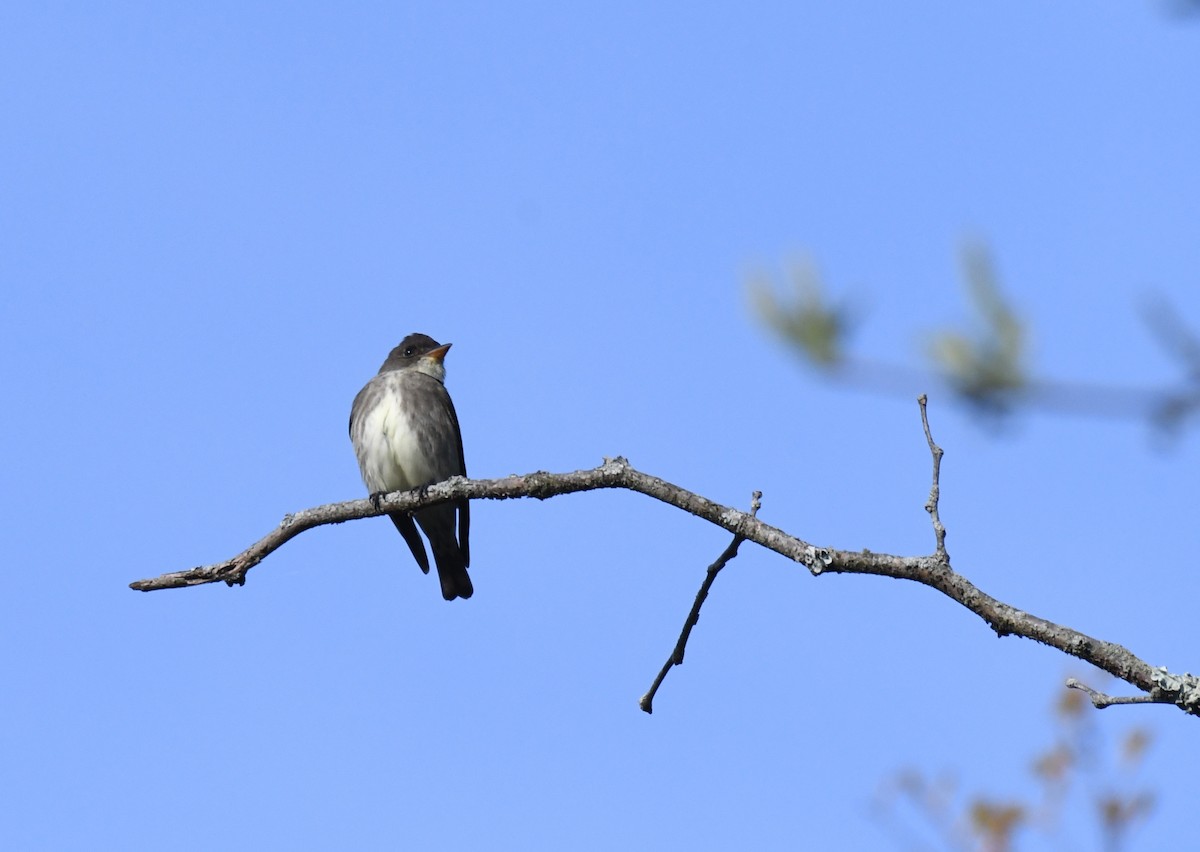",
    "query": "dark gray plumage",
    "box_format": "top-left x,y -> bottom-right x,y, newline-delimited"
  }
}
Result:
349,333 -> 472,600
